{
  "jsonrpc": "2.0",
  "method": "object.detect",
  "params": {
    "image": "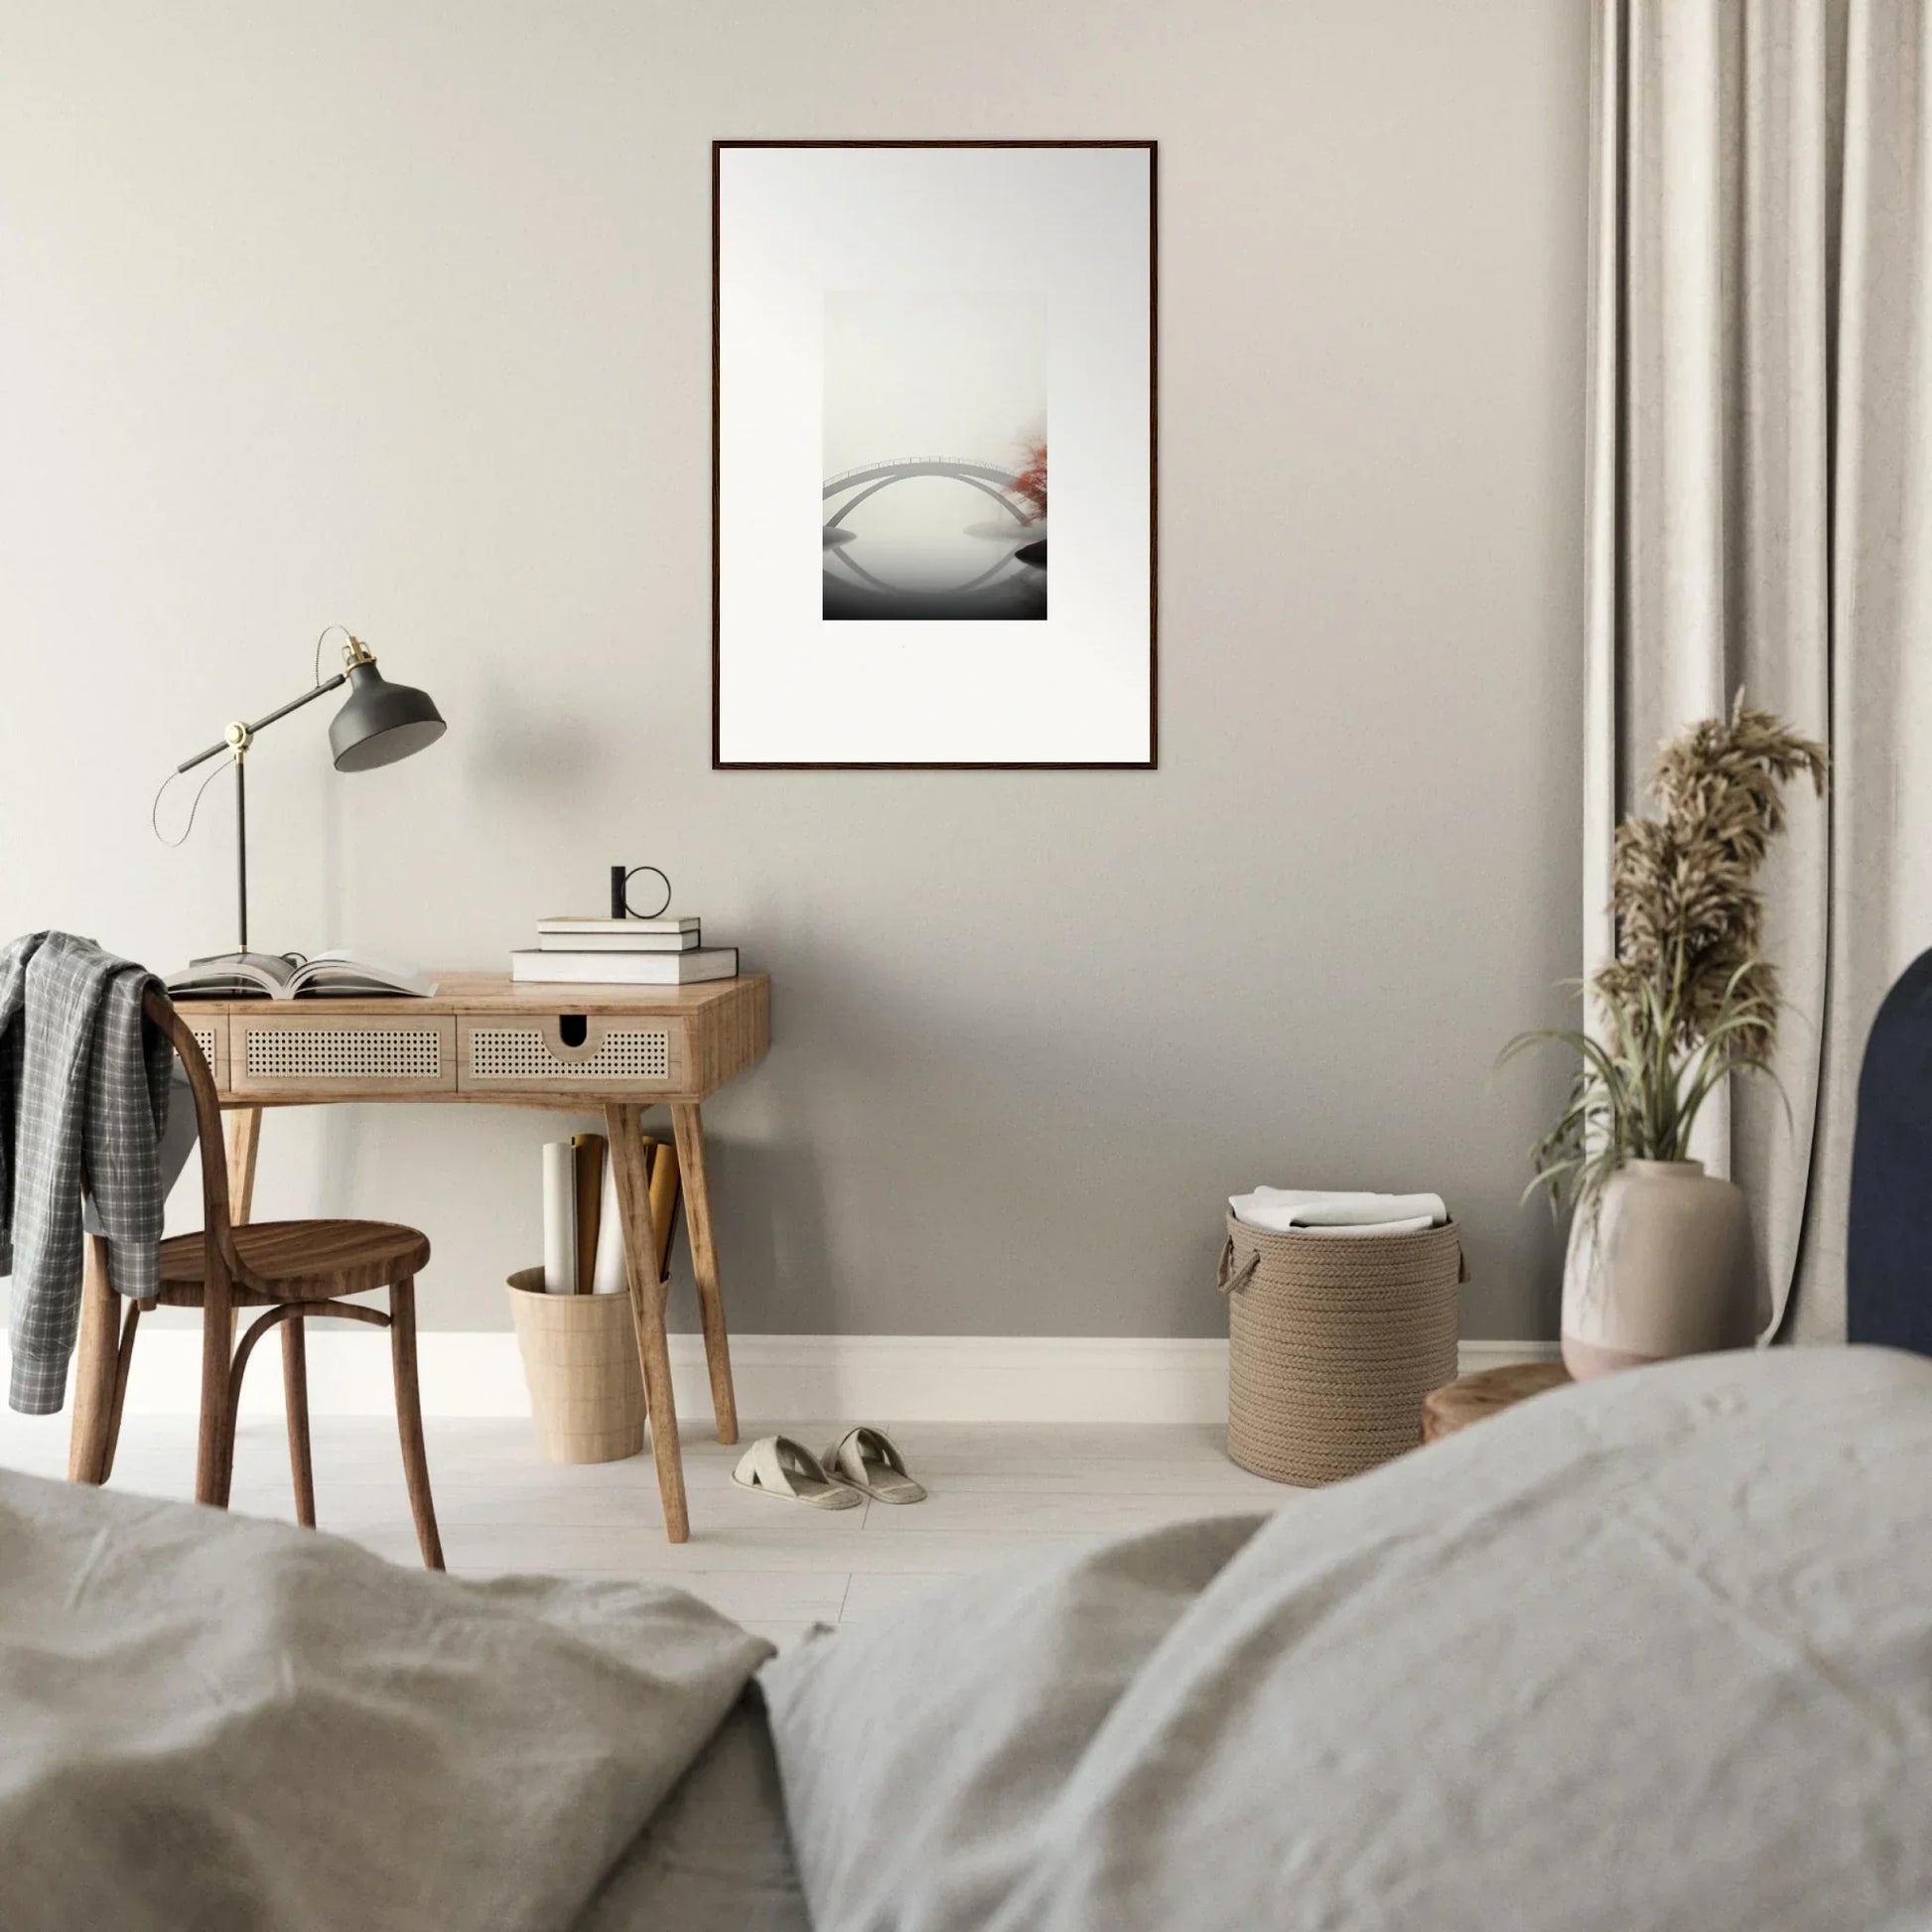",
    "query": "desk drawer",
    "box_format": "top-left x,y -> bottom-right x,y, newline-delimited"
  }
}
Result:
180,1016 -> 228,1089
230,1014 -> 457,1096
459,1015 -> 685,1093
